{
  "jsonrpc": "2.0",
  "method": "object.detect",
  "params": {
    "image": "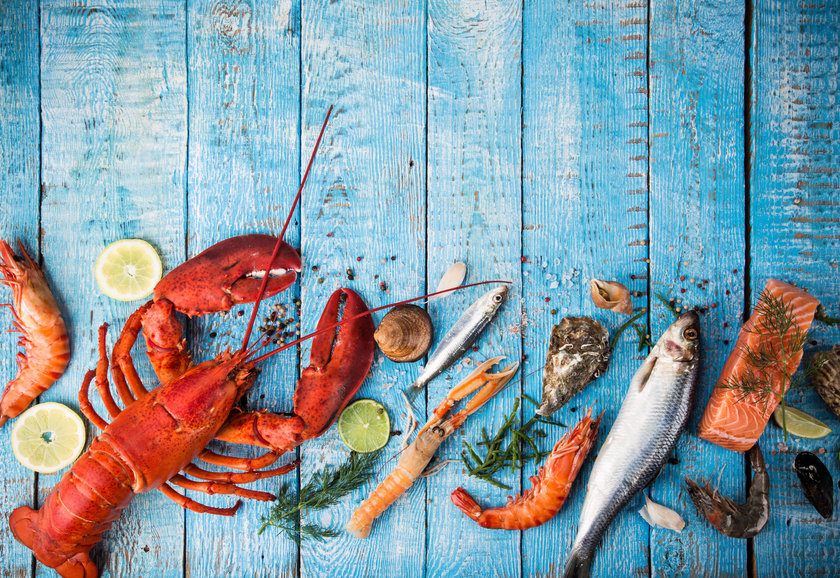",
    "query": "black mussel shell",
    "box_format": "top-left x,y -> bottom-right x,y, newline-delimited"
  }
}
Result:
794,451 -> 834,520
